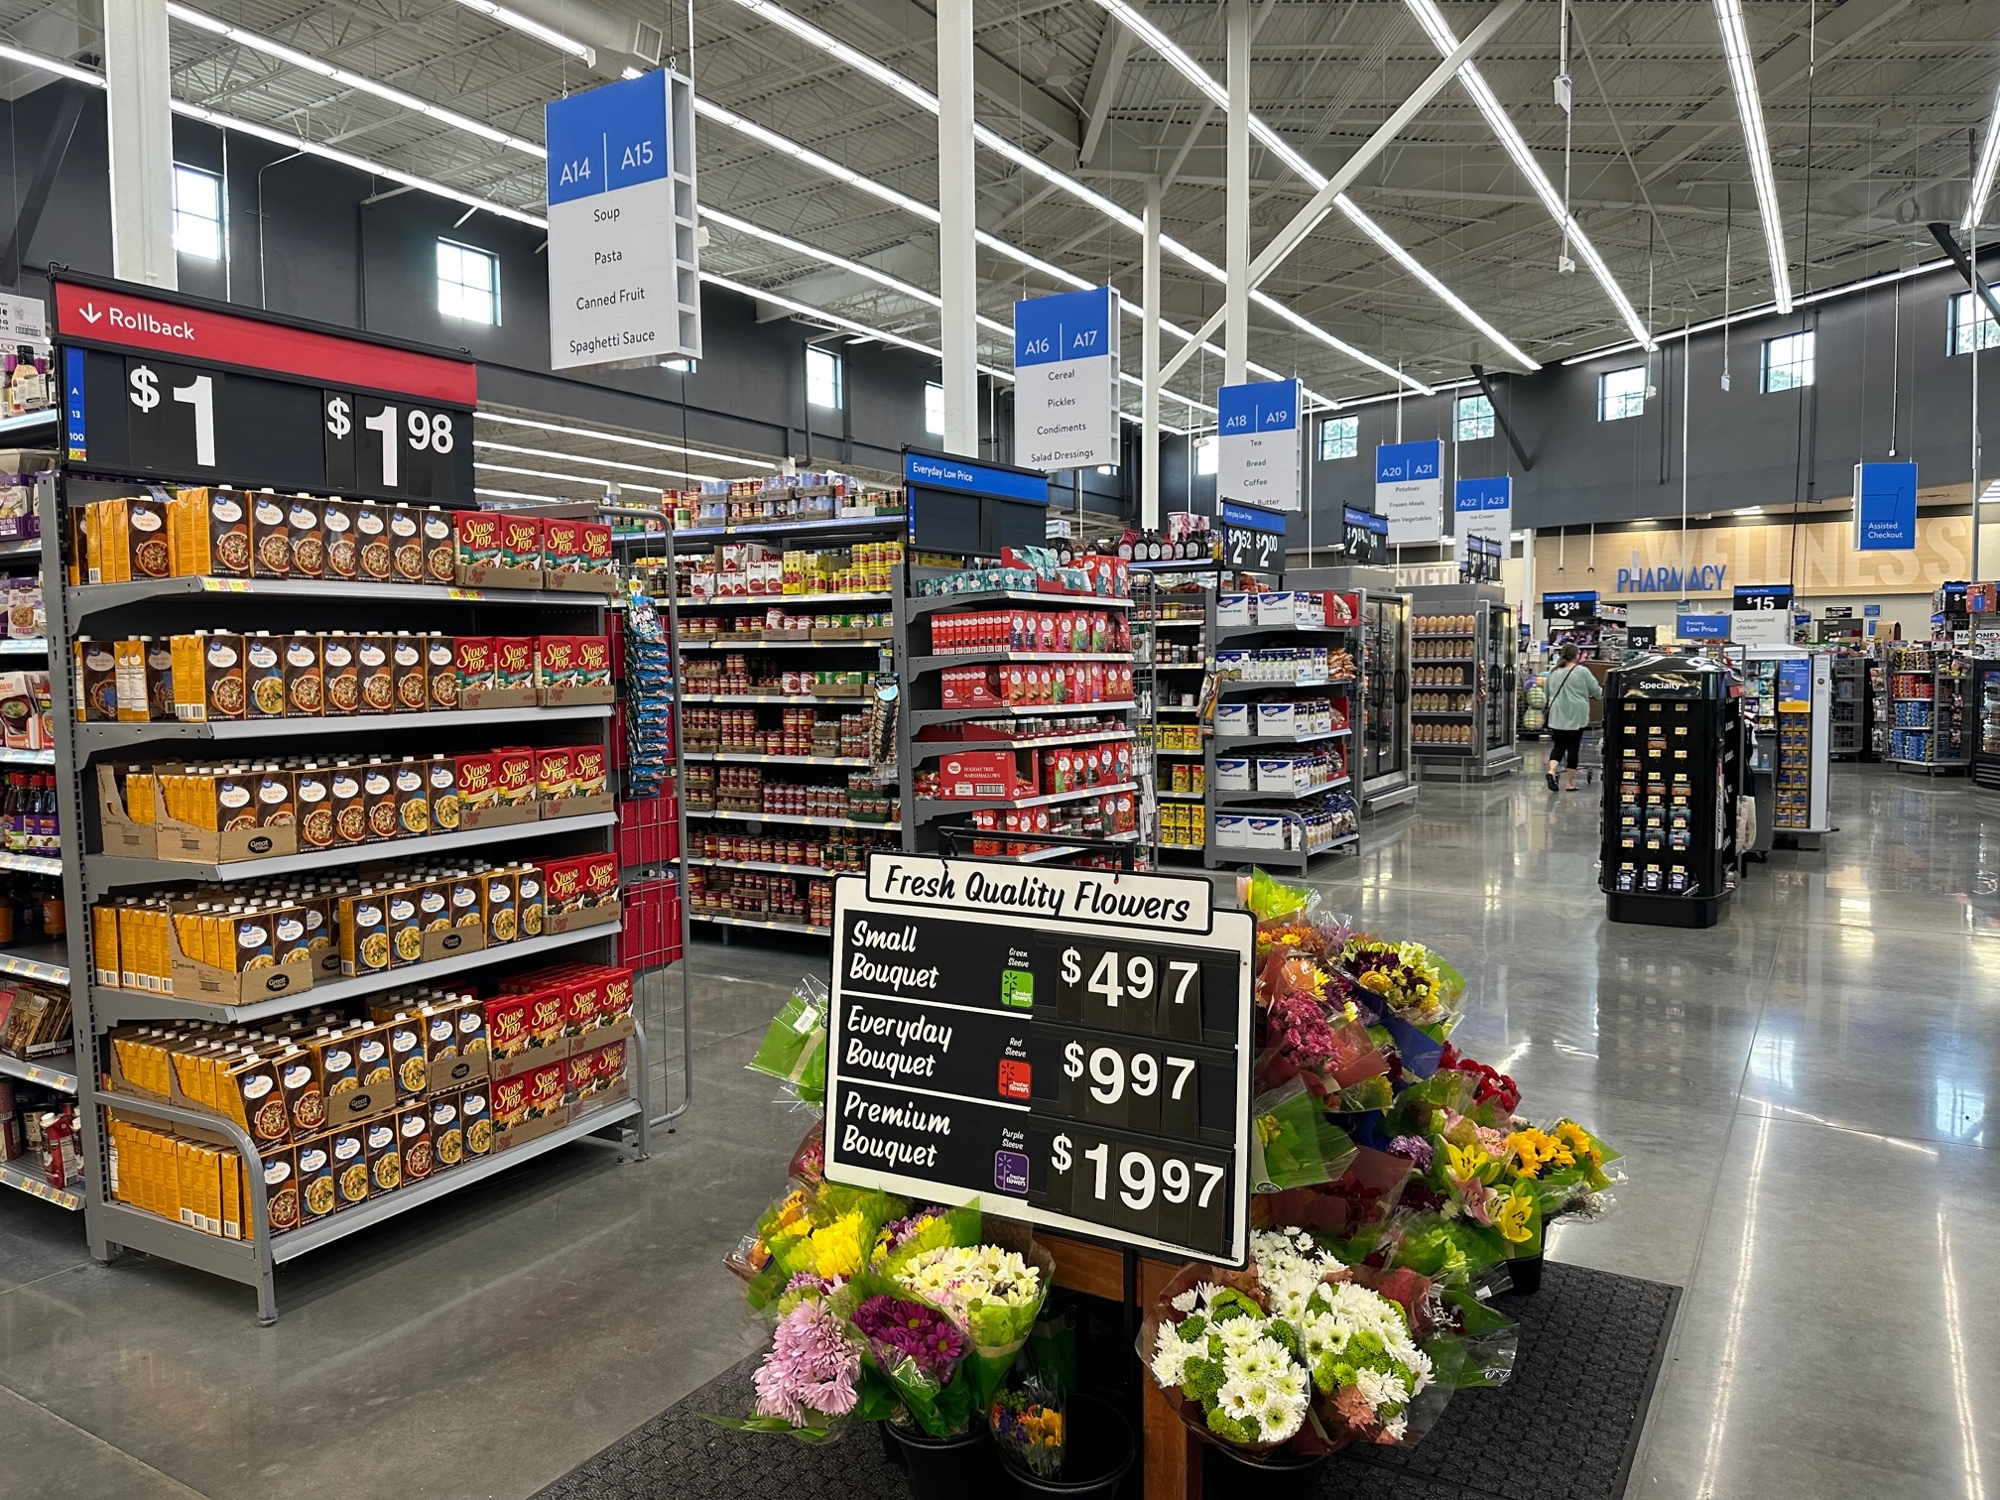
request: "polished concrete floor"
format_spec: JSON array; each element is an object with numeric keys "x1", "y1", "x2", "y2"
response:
[{"x1": 3, "y1": 761, "x2": 1998, "y2": 1499}]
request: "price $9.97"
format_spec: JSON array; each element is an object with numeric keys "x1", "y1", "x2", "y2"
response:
[{"x1": 1047, "y1": 1128, "x2": 1229, "y2": 1254}]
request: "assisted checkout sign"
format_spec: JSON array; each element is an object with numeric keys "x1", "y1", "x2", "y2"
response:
[{"x1": 825, "y1": 855, "x2": 1254, "y2": 1265}]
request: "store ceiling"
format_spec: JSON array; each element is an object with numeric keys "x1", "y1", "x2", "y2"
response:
[{"x1": 7, "y1": 0, "x2": 1998, "y2": 418}]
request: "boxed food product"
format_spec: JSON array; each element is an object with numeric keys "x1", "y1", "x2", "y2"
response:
[
  {"x1": 287, "y1": 495, "x2": 325, "y2": 578},
  {"x1": 321, "y1": 634, "x2": 359, "y2": 716},
  {"x1": 353, "y1": 501, "x2": 393, "y2": 582},
  {"x1": 387, "y1": 505, "x2": 424, "y2": 584},
  {"x1": 249, "y1": 492, "x2": 292, "y2": 578},
  {"x1": 423, "y1": 507, "x2": 455, "y2": 584},
  {"x1": 322, "y1": 500, "x2": 358, "y2": 581}
]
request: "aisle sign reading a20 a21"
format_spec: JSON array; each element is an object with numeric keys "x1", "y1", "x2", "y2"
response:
[
  {"x1": 545, "y1": 70, "x2": 703, "y2": 371},
  {"x1": 1217, "y1": 378, "x2": 1301, "y2": 513},
  {"x1": 1013, "y1": 287, "x2": 1120, "y2": 471},
  {"x1": 824, "y1": 856, "x2": 1254, "y2": 1265},
  {"x1": 53, "y1": 276, "x2": 475, "y2": 504}
]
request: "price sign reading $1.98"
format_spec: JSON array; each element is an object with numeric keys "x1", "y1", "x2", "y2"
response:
[{"x1": 1056, "y1": 942, "x2": 1202, "y2": 1039}]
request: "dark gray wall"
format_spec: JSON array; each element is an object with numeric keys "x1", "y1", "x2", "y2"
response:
[{"x1": 6, "y1": 78, "x2": 1994, "y2": 532}]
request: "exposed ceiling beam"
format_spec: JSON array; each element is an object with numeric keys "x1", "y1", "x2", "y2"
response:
[
  {"x1": 844, "y1": 0, "x2": 1080, "y2": 153},
  {"x1": 1077, "y1": 8, "x2": 1133, "y2": 165}
]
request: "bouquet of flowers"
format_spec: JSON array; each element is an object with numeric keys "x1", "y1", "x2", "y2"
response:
[
  {"x1": 871, "y1": 1203, "x2": 983, "y2": 1277},
  {"x1": 894, "y1": 1240, "x2": 1054, "y2": 1405},
  {"x1": 1336, "y1": 936, "x2": 1465, "y2": 1031},
  {"x1": 1148, "y1": 1280, "x2": 1315, "y2": 1449},
  {"x1": 731, "y1": 1180, "x2": 910, "y2": 1309},
  {"x1": 989, "y1": 1376, "x2": 1066, "y2": 1478},
  {"x1": 1251, "y1": 1080, "x2": 1359, "y2": 1193},
  {"x1": 1503, "y1": 1119, "x2": 1622, "y2": 1220},
  {"x1": 850, "y1": 1281, "x2": 976, "y2": 1436}
]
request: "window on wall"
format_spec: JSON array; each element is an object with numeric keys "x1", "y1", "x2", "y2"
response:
[
  {"x1": 1761, "y1": 330, "x2": 1815, "y2": 392},
  {"x1": 1456, "y1": 394, "x2": 1495, "y2": 442},
  {"x1": 924, "y1": 381, "x2": 945, "y2": 436},
  {"x1": 1598, "y1": 366, "x2": 1646, "y2": 421},
  {"x1": 1195, "y1": 436, "x2": 1218, "y2": 476},
  {"x1": 436, "y1": 240, "x2": 500, "y2": 325},
  {"x1": 1952, "y1": 292, "x2": 2000, "y2": 355},
  {"x1": 172, "y1": 164, "x2": 223, "y2": 260},
  {"x1": 807, "y1": 345, "x2": 844, "y2": 408},
  {"x1": 1318, "y1": 414, "x2": 1358, "y2": 461}
]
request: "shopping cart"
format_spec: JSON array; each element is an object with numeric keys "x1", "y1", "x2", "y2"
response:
[{"x1": 1576, "y1": 726, "x2": 1605, "y2": 785}]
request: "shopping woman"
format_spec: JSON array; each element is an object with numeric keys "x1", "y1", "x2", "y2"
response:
[{"x1": 1542, "y1": 642, "x2": 1602, "y2": 792}]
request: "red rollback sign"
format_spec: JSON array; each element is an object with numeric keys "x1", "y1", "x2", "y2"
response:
[{"x1": 53, "y1": 281, "x2": 476, "y2": 406}]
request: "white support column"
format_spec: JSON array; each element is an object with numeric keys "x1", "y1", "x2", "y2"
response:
[
  {"x1": 936, "y1": 0, "x2": 978, "y2": 456},
  {"x1": 1142, "y1": 178, "x2": 1162, "y2": 531},
  {"x1": 1224, "y1": 0, "x2": 1249, "y2": 387},
  {"x1": 103, "y1": 0, "x2": 177, "y2": 289}
]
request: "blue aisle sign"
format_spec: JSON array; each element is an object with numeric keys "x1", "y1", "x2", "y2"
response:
[
  {"x1": 1454, "y1": 474, "x2": 1511, "y2": 569},
  {"x1": 1376, "y1": 440, "x2": 1443, "y2": 544},
  {"x1": 545, "y1": 70, "x2": 701, "y2": 370},
  {"x1": 1864, "y1": 603, "x2": 1882, "y2": 617},
  {"x1": 1013, "y1": 287, "x2": 1120, "y2": 471},
  {"x1": 1217, "y1": 379, "x2": 1301, "y2": 512},
  {"x1": 63, "y1": 346, "x2": 85, "y2": 460},
  {"x1": 1854, "y1": 461, "x2": 1918, "y2": 551}
]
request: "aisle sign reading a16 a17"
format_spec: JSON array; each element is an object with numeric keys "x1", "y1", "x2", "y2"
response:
[
  {"x1": 55, "y1": 277, "x2": 475, "y2": 503},
  {"x1": 825, "y1": 855, "x2": 1254, "y2": 1265}
]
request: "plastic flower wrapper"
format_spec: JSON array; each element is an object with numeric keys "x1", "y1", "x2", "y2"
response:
[
  {"x1": 989, "y1": 1373, "x2": 1066, "y2": 1479},
  {"x1": 1143, "y1": 1267, "x2": 1316, "y2": 1454},
  {"x1": 704, "y1": 1287, "x2": 881, "y2": 1444},
  {"x1": 1248, "y1": 1228, "x2": 1438, "y2": 1448},
  {"x1": 895, "y1": 1239, "x2": 1055, "y2": 1408},
  {"x1": 1417, "y1": 1284, "x2": 1518, "y2": 1392},
  {"x1": 1256, "y1": 1143, "x2": 1414, "y2": 1240},
  {"x1": 1251, "y1": 1079, "x2": 1360, "y2": 1192},
  {"x1": 746, "y1": 976, "x2": 830, "y2": 1107},
  {"x1": 1337, "y1": 936, "x2": 1466, "y2": 1031},
  {"x1": 741, "y1": 1182, "x2": 909, "y2": 1311},
  {"x1": 1513, "y1": 1119, "x2": 1625, "y2": 1221},
  {"x1": 870, "y1": 1202, "x2": 983, "y2": 1277},
  {"x1": 1435, "y1": 1042, "x2": 1522, "y2": 1122},
  {"x1": 847, "y1": 1272, "x2": 977, "y2": 1437},
  {"x1": 1256, "y1": 984, "x2": 1392, "y2": 1105},
  {"x1": 1239, "y1": 867, "x2": 1316, "y2": 925}
]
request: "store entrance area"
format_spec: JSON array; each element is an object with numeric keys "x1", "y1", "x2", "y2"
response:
[{"x1": 0, "y1": 761, "x2": 1990, "y2": 1499}]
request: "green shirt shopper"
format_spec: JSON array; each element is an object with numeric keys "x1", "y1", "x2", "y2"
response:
[{"x1": 1542, "y1": 644, "x2": 1602, "y2": 791}]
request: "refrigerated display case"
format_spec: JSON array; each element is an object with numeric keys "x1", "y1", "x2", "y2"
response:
[
  {"x1": 1975, "y1": 661, "x2": 2000, "y2": 790},
  {"x1": 1407, "y1": 588, "x2": 1520, "y2": 780},
  {"x1": 1745, "y1": 647, "x2": 1832, "y2": 845},
  {"x1": 1359, "y1": 589, "x2": 1418, "y2": 809}
]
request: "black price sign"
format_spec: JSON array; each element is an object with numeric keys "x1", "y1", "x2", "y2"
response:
[
  {"x1": 1220, "y1": 500, "x2": 1285, "y2": 574},
  {"x1": 1733, "y1": 583, "x2": 1794, "y2": 612},
  {"x1": 1543, "y1": 591, "x2": 1597, "y2": 622},
  {"x1": 826, "y1": 856, "x2": 1253, "y2": 1265},
  {"x1": 55, "y1": 276, "x2": 476, "y2": 504}
]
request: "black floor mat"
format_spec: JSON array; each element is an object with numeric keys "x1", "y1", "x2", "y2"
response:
[{"x1": 532, "y1": 1262, "x2": 1678, "y2": 1500}]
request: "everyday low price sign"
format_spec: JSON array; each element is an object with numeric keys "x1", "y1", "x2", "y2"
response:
[{"x1": 825, "y1": 856, "x2": 1253, "y2": 1265}]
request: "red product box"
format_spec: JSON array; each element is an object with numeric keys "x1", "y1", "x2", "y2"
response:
[
  {"x1": 561, "y1": 975, "x2": 602, "y2": 1035},
  {"x1": 537, "y1": 636, "x2": 580, "y2": 688},
  {"x1": 939, "y1": 750, "x2": 1032, "y2": 800},
  {"x1": 522, "y1": 1059, "x2": 565, "y2": 1118},
  {"x1": 455, "y1": 511, "x2": 501, "y2": 567},
  {"x1": 543, "y1": 856, "x2": 587, "y2": 914},
  {"x1": 572, "y1": 745, "x2": 609, "y2": 797},
  {"x1": 599, "y1": 965, "x2": 635, "y2": 1022},
  {"x1": 583, "y1": 852, "x2": 619, "y2": 904},
  {"x1": 493, "y1": 746, "x2": 537, "y2": 806},
  {"x1": 455, "y1": 637, "x2": 496, "y2": 691},
  {"x1": 536, "y1": 746, "x2": 576, "y2": 800},
  {"x1": 594, "y1": 1038, "x2": 628, "y2": 1086},
  {"x1": 576, "y1": 636, "x2": 611, "y2": 685},
  {"x1": 454, "y1": 752, "x2": 498, "y2": 811},
  {"x1": 542, "y1": 518, "x2": 583, "y2": 571},
  {"x1": 490, "y1": 1071, "x2": 530, "y2": 1126},
  {"x1": 942, "y1": 667, "x2": 1003, "y2": 708},
  {"x1": 499, "y1": 514, "x2": 543, "y2": 569},
  {"x1": 484, "y1": 994, "x2": 532, "y2": 1058},
  {"x1": 526, "y1": 987, "x2": 565, "y2": 1048},
  {"x1": 564, "y1": 1049, "x2": 598, "y2": 1103},
  {"x1": 494, "y1": 637, "x2": 535, "y2": 689},
  {"x1": 578, "y1": 523, "x2": 613, "y2": 571}
]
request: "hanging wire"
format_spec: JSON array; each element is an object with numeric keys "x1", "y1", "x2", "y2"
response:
[
  {"x1": 1557, "y1": 0, "x2": 1574, "y2": 273},
  {"x1": 1721, "y1": 186, "x2": 1733, "y2": 391}
]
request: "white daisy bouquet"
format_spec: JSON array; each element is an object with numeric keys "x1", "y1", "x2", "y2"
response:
[
  {"x1": 1148, "y1": 1281, "x2": 1314, "y2": 1449},
  {"x1": 893, "y1": 1238, "x2": 1056, "y2": 1409}
]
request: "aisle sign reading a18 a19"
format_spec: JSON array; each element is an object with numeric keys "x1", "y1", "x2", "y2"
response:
[
  {"x1": 1218, "y1": 378, "x2": 1301, "y2": 513},
  {"x1": 54, "y1": 277, "x2": 474, "y2": 503},
  {"x1": 824, "y1": 855, "x2": 1253, "y2": 1265}
]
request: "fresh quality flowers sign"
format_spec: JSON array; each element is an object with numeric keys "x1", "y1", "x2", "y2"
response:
[{"x1": 825, "y1": 853, "x2": 1256, "y2": 1265}]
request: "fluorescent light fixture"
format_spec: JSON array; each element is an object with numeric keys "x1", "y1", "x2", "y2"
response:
[
  {"x1": 1712, "y1": 0, "x2": 1793, "y2": 313},
  {"x1": 1402, "y1": 0, "x2": 1655, "y2": 350},
  {"x1": 444, "y1": 0, "x2": 594, "y2": 64},
  {"x1": 1734, "y1": 505, "x2": 1764, "y2": 515},
  {"x1": 1968, "y1": 81, "x2": 2000, "y2": 229},
  {"x1": 476, "y1": 411, "x2": 779, "y2": 470},
  {"x1": 0, "y1": 44, "x2": 547, "y2": 229},
  {"x1": 473, "y1": 438, "x2": 714, "y2": 482},
  {"x1": 713, "y1": 0, "x2": 1420, "y2": 393},
  {"x1": 167, "y1": 4, "x2": 544, "y2": 157},
  {"x1": 1084, "y1": 0, "x2": 1535, "y2": 372},
  {"x1": 1096, "y1": 465, "x2": 1116, "y2": 475}
]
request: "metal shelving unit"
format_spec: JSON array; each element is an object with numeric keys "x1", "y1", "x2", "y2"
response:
[
  {"x1": 1408, "y1": 591, "x2": 1522, "y2": 781},
  {"x1": 1205, "y1": 590, "x2": 1364, "y2": 872},
  {"x1": 46, "y1": 444, "x2": 645, "y2": 1318}
]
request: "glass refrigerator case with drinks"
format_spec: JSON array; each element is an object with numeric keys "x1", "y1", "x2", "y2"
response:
[{"x1": 1974, "y1": 661, "x2": 2000, "y2": 790}]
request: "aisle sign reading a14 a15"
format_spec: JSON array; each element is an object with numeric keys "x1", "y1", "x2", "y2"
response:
[
  {"x1": 1853, "y1": 461, "x2": 1918, "y2": 551},
  {"x1": 1377, "y1": 440, "x2": 1443, "y2": 544},
  {"x1": 1014, "y1": 287, "x2": 1120, "y2": 471},
  {"x1": 1217, "y1": 378, "x2": 1301, "y2": 513},
  {"x1": 825, "y1": 855, "x2": 1254, "y2": 1265},
  {"x1": 546, "y1": 70, "x2": 702, "y2": 372}
]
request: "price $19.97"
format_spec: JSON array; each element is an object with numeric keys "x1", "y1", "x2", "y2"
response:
[{"x1": 1049, "y1": 1131, "x2": 1223, "y2": 1214}]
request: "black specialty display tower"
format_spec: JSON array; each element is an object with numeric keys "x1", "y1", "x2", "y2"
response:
[{"x1": 1600, "y1": 653, "x2": 1745, "y2": 928}]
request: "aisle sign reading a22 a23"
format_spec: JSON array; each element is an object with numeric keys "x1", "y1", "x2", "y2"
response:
[
  {"x1": 53, "y1": 277, "x2": 475, "y2": 504},
  {"x1": 825, "y1": 855, "x2": 1254, "y2": 1266}
]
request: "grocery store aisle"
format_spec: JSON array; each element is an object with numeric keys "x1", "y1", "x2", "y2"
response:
[{"x1": 4, "y1": 763, "x2": 1999, "y2": 1499}]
